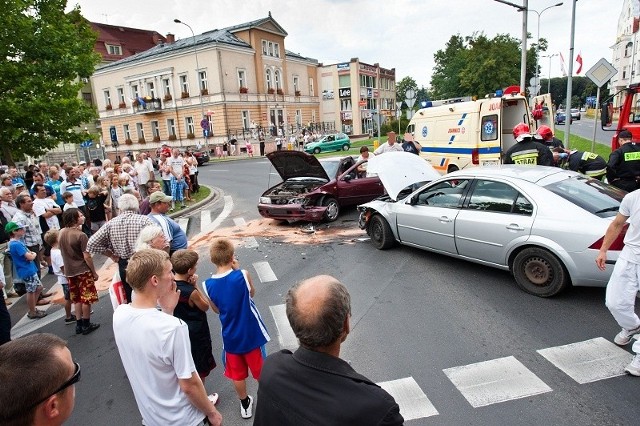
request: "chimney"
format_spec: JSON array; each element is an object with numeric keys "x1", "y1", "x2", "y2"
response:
[{"x1": 166, "y1": 33, "x2": 175, "y2": 44}]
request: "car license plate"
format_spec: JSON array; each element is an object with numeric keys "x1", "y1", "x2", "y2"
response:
[{"x1": 482, "y1": 160, "x2": 499, "y2": 167}]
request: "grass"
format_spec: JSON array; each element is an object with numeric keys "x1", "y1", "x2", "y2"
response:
[
  {"x1": 554, "y1": 129, "x2": 612, "y2": 159},
  {"x1": 185, "y1": 184, "x2": 210, "y2": 205}
]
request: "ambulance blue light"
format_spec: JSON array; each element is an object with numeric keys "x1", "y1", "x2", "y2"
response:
[{"x1": 495, "y1": 89, "x2": 503, "y2": 97}]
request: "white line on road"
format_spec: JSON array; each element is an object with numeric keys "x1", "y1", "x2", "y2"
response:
[
  {"x1": 177, "y1": 218, "x2": 189, "y2": 234},
  {"x1": 269, "y1": 304, "x2": 298, "y2": 350},
  {"x1": 253, "y1": 261, "x2": 277, "y2": 282},
  {"x1": 200, "y1": 195, "x2": 233, "y2": 234},
  {"x1": 233, "y1": 217, "x2": 247, "y2": 226},
  {"x1": 378, "y1": 377, "x2": 439, "y2": 421},
  {"x1": 242, "y1": 237, "x2": 259, "y2": 248},
  {"x1": 200, "y1": 210, "x2": 211, "y2": 230}
]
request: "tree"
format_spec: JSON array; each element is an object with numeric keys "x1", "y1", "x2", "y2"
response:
[
  {"x1": 396, "y1": 76, "x2": 418, "y2": 109},
  {"x1": 0, "y1": 0, "x2": 100, "y2": 165}
]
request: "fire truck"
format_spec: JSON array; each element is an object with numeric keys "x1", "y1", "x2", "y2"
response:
[{"x1": 602, "y1": 82, "x2": 640, "y2": 150}]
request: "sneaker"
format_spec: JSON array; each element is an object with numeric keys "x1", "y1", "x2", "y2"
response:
[
  {"x1": 27, "y1": 310, "x2": 47, "y2": 319},
  {"x1": 240, "y1": 395, "x2": 253, "y2": 419},
  {"x1": 6, "y1": 291, "x2": 19, "y2": 298},
  {"x1": 614, "y1": 324, "x2": 640, "y2": 345},
  {"x1": 82, "y1": 322, "x2": 100, "y2": 335},
  {"x1": 64, "y1": 315, "x2": 77, "y2": 324},
  {"x1": 625, "y1": 354, "x2": 640, "y2": 376}
]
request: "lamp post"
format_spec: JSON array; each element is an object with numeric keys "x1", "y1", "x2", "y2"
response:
[
  {"x1": 530, "y1": 3, "x2": 563, "y2": 96},
  {"x1": 542, "y1": 53, "x2": 559, "y2": 94},
  {"x1": 174, "y1": 18, "x2": 208, "y2": 148},
  {"x1": 493, "y1": 0, "x2": 528, "y2": 92}
]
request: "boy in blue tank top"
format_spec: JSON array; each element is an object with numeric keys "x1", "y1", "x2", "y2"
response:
[{"x1": 202, "y1": 238, "x2": 270, "y2": 420}]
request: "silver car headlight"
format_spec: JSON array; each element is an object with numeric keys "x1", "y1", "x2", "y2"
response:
[{"x1": 259, "y1": 197, "x2": 272, "y2": 204}]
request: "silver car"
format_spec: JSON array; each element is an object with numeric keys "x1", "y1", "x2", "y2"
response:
[{"x1": 358, "y1": 161, "x2": 626, "y2": 297}]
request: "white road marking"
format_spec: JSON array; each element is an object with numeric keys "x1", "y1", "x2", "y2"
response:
[
  {"x1": 233, "y1": 217, "x2": 247, "y2": 226},
  {"x1": 11, "y1": 308, "x2": 65, "y2": 339},
  {"x1": 443, "y1": 356, "x2": 552, "y2": 408},
  {"x1": 200, "y1": 195, "x2": 233, "y2": 234},
  {"x1": 253, "y1": 261, "x2": 277, "y2": 282},
  {"x1": 269, "y1": 304, "x2": 298, "y2": 350},
  {"x1": 378, "y1": 377, "x2": 439, "y2": 420},
  {"x1": 242, "y1": 237, "x2": 259, "y2": 248},
  {"x1": 200, "y1": 210, "x2": 211, "y2": 230},
  {"x1": 177, "y1": 217, "x2": 189, "y2": 234},
  {"x1": 537, "y1": 337, "x2": 632, "y2": 384}
]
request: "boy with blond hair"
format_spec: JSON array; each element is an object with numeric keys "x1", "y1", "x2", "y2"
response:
[{"x1": 202, "y1": 238, "x2": 270, "y2": 419}]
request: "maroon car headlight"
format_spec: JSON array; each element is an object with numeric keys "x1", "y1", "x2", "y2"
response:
[
  {"x1": 259, "y1": 197, "x2": 272, "y2": 204},
  {"x1": 289, "y1": 197, "x2": 311, "y2": 206}
]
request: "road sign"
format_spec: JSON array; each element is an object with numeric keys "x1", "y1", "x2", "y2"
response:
[
  {"x1": 109, "y1": 126, "x2": 117, "y2": 142},
  {"x1": 586, "y1": 58, "x2": 617, "y2": 88},
  {"x1": 200, "y1": 118, "x2": 209, "y2": 129},
  {"x1": 80, "y1": 140, "x2": 93, "y2": 148}
]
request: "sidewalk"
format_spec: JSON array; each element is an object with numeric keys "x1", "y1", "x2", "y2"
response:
[{"x1": 7, "y1": 185, "x2": 219, "y2": 335}]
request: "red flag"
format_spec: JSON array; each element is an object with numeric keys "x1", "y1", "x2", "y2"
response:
[{"x1": 576, "y1": 52, "x2": 583, "y2": 74}]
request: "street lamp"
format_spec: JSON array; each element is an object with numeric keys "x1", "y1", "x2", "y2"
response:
[
  {"x1": 174, "y1": 18, "x2": 208, "y2": 147},
  {"x1": 493, "y1": 0, "x2": 528, "y2": 93},
  {"x1": 530, "y1": 3, "x2": 563, "y2": 96},
  {"x1": 542, "y1": 53, "x2": 559, "y2": 94}
]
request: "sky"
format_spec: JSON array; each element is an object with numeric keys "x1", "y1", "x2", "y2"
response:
[{"x1": 68, "y1": 0, "x2": 622, "y2": 90}]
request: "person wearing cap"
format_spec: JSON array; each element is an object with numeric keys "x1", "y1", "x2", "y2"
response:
[
  {"x1": 535, "y1": 125, "x2": 564, "y2": 149},
  {"x1": 503, "y1": 122, "x2": 553, "y2": 166},
  {"x1": 7, "y1": 221, "x2": 48, "y2": 319},
  {"x1": 147, "y1": 192, "x2": 188, "y2": 255},
  {"x1": 607, "y1": 130, "x2": 640, "y2": 192}
]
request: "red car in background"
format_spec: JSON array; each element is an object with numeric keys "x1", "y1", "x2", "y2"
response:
[{"x1": 257, "y1": 151, "x2": 384, "y2": 222}]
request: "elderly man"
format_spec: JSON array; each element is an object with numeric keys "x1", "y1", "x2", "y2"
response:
[
  {"x1": 113, "y1": 249, "x2": 222, "y2": 426},
  {"x1": 87, "y1": 194, "x2": 154, "y2": 302},
  {"x1": 134, "y1": 153, "x2": 154, "y2": 199},
  {"x1": 0, "y1": 187, "x2": 18, "y2": 299},
  {"x1": 374, "y1": 133, "x2": 404, "y2": 155},
  {"x1": 12, "y1": 194, "x2": 49, "y2": 284},
  {"x1": 254, "y1": 275, "x2": 404, "y2": 425},
  {"x1": 147, "y1": 192, "x2": 188, "y2": 255},
  {"x1": 0, "y1": 333, "x2": 78, "y2": 424}
]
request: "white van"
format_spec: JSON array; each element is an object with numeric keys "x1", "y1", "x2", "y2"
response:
[{"x1": 405, "y1": 90, "x2": 553, "y2": 174}]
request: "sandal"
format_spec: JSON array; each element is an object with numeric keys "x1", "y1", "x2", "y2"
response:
[{"x1": 27, "y1": 310, "x2": 47, "y2": 319}]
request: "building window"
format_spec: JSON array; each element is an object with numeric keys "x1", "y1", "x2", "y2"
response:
[
  {"x1": 123, "y1": 124, "x2": 130, "y2": 141},
  {"x1": 312, "y1": 110, "x2": 316, "y2": 123},
  {"x1": 146, "y1": 82, "x2": 155, "y2": 98},
  {"x1": 266, "y1": 69, "x2": 273, "y2": 90},
  {"x1": 274, "y1": 43, "x2": 280, "y2": 58},
  {"x1": 338, "y1": 75, "x2": 350, "y2": 87},
  {"x1": 309, "y1": 78, "x2": 315, "y2": 97},
  {"x1": 626, "y1": 42, "x2": 633, "y2": 57},
  {"x1": 296, "y1": 109, "x2": 301, "y2": 126},
  {"x1": 199, "y1": 71, "x2": 208, "y2": 91},
  {"x1": 274, "y1": 70, "x2": 281, "y2": 90},
  {"x1": 262, "y1": 40, "x2": 268, "y2": 55},
  {"x1": 162, "y1": 78, "x2": 171, "y2": 96},
  {"x1": 179, "y1": 75, "x2": 189, "y2": 95},
  {"x1": 185, "y1": 116, "x2": 195, "y2": 135},
  {"x1": 136, "y1": 123, "x2": 145, "y2": 140},
  {"x1": 238, "y1": 70, "x2": 246, "y2": 89},
  {"x1": 151, "y1": 121, "x2": 160, "y2": 138},
  {"x1": 106, "y1": 44, "x2": 122, "y2": 55},
  {"x1": 241, "y1": 111, "x2": 249, "y2": 130},
  {"x1": 117, "y1": 87, "x2": 125, "y2": 104},
  {"x1": 268, "y1": 41, "x2": 273, "y2": 56},
  {"x1": 167, "y1": 118, "x2": 176, "y2": 137},
  {"x1": 103, "y1": 90, "x2": 111, "y2": 107},
  {"x1": 293, "y1": 76, "x2": 299, "y2": 93},
  {"x1": 131, "y1": 84, "x2": 139, "y2": 99},
  {"x1": 81, "y1": 92, "x2": 92, "y2": 105}
]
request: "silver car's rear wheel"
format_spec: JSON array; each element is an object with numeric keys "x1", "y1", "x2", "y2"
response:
[
  {"x1": 369, "y1": 215, "x2": 394, "y2": 250},
  {"x1": 512, "y1": 248, "x2": 568, "y2": 297}
]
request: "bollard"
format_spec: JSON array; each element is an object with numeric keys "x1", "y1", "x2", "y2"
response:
[{"x1": 373, "y1": 140, "x2": 379, "y2": 150}]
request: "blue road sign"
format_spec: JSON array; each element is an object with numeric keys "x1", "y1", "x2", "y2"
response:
[
  {"x1": 80, "y1": 140, "x2": 93, "y2": 148},
  {"x1": 109, "y1": 126, "x2": 118, "y2": 142}
]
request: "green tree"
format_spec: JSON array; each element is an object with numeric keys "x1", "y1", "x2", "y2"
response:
[
  {"x1": 396, "y1": 76, "x2": 418, "y2": 109},
  {"x1": 0, "y1": 0, "x2": 100, "y2": 165}
]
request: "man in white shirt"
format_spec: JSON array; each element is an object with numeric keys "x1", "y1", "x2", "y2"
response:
[
  {"x1": 134, "y1": 153, "x2": 154, "y2": 199},
  {"x1": 373, "y1": 134, "x2": 404, "y2": 155},
  {"x1": 113, "y1": 249, "x2": 222, "y2": 426}
]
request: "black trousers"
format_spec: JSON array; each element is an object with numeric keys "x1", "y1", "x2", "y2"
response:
[
  {"x1": 0, "y1": 293, "x2": 11, "y2": 345},
  {"x1": 118, "y1": 258, "x2": 133, "y2": 303}
]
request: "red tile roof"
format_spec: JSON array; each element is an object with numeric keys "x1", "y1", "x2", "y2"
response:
[{"x1": 90, "y1": 22, "x2": 166, "y2": 62}]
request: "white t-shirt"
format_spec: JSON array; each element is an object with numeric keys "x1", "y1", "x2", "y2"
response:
[
  {"x1": 374, "y1": 142, "x2": 404, "y2": 155},
  {"x1": 113, "y1": 305, "x2": 203, "y2": 426},
  {"x1": 32, "y1": 197, "x2": 60, "y2": 230},
  {"x1": 169, "y1": 156, "x2": 185, "y2": 178},
  {"x1": 134, "y1": 160, "x2": 153, "y2": 185},
  {"x1": 619, "y1": 190, "x2": 640, "y2": 262},
  {"x1": 50, "y1": 248, "x2": 67, "y2": 285}
]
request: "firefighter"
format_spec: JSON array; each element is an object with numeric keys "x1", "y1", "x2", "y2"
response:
[
  {"x1": 607, "y1": 130, "x2": 640, "y2": 192},
  {"x1": 553, "y1": 148, "x2": 607, "y2": 180},
  {"x1": 535, "y1": 125, "x2": 564, "y2": 149},
  {"x1": 503, "y1": 123, "x2": 553, "y2": 166}
]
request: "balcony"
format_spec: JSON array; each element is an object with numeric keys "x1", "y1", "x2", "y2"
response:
[{"x1": 133, "y1": 97, "x2": 162, "y2": 114}]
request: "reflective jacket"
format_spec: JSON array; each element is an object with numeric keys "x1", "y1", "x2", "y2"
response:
[
  {"x1": 562, "y1": 150, "x2": 607, "y2": 178},
  {"x1": 503, "y1": 138, "x2": 553, "y2": 166},
  {"x1": 606, "y1": 143, "x2": 640, "y2": 190}
]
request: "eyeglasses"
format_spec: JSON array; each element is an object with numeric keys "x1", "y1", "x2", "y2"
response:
[{"x1": 30, "y1": 362, "x2": 81, "y2": 408}]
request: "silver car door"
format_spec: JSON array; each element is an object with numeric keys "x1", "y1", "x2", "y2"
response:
[
  {"x1": 455, "y1": 180, "x2": 534, "y2": 265},
  {"x1": 395, "y1": 179, "x2": 470, "y2": 255}
]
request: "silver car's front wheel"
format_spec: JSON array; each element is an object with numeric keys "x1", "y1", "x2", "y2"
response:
[
  {"x1": 512, "y1": 248, "x2": 568, "y2": 297},
  {"x1": 369, "y1": 215, "x2": 394, "y2": 250}
]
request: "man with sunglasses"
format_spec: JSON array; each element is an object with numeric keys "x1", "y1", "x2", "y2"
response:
[{"x1": 0, "y1": 333, "x2": 78, "y2": 425}]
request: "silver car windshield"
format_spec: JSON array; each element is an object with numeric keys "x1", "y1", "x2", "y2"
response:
[{"x1": 544, "y1": 176, "x2": 625, "y2": 218}]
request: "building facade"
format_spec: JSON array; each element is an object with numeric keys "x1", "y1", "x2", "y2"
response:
[
  {"x1": 318, "y1": 59, "x2": 396, "y2": 136},
  {"x1": 609, "y1": 0, "x2": 640, "y2": 107},
  {"x1": 91, "y1": 14, "x2": 320, "y2": 158}
]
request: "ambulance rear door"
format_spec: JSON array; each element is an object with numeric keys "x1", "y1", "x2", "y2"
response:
[
  {"x1": 477, "y1": 98, "x2": 502, "y2": 166},
  {"x1": 531, "y1": 93, "x2": 554, "y2": 134}
]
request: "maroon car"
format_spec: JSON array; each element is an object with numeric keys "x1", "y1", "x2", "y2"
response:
[{"x1": 257, "y1": 151, "x2": 384, "y2": 222}]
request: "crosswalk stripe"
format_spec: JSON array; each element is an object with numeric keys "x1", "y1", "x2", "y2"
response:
[
  {"x1": 242, "y1": 236, "x2": 259, "y2": 248},
  {"x1": 200, "y1": 210, "x2": 211, "y2": 230},
  {"x1": 537, "y1": 337, "x2": 632, "y2": 384},
  {"x1": 177, "y1": 218, "x2": 189, "y2": 234},
  {"x1": 269, "y1": 304, "x2": 298, "y2": 350},
  {"x1": 233, "y1": 217, "x2": 247, "y2": 226},
  {"x1": 378, "y1": 377, "x2": 439, "y2": 421},
  {"x1": 201, "y1": 195, "x2": 233, "y2": 234},
  {"x1": 253, "y1": 261, "x2": 277, "y2": 282},
  {"x1": 443, "y1": 355, "x2": 552, "y2": 408}
]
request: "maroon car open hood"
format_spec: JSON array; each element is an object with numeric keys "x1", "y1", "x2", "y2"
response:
[{"x1": 266, "y1": 151, "x2": 330, "y2": 181}]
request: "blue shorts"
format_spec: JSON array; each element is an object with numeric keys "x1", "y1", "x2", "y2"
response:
[{"x1": 23, "y1": 274, "x2": 42, "y2": 293}]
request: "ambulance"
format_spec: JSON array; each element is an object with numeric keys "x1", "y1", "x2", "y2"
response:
[{"x1": 405, "y1": 86, "x2": 554, "y2": 174}]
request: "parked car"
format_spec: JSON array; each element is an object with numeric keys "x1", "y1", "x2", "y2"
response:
[
  {"x1": 257, "y1": 151, "x2": 385, "y2": 222},
  {"x1": 183, "y1": 146, "x2": 210, "y2": 166},
  {"x1": 554, "y1": 110, "x2": 573, "y2": 125},
  {"x1": 358, "y1": 157, "x2": 625, "y2": 297},
  {"x1": 304, "y1": 132, "x2": 350, "y2": 154},
  {"x1": 570, "y1": 108, "x2": 581, "y2": 120}
]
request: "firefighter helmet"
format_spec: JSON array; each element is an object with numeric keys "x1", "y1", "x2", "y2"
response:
[
  {"x1": 537, "y1": 125, "x2": 553, "y2": 141},
  {"x1": 513, "y1": 123, "x2": 531, "y2": 142}
]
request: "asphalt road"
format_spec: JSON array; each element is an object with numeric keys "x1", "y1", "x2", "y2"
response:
[
  {"x1": 8, "y1": 156, "x2": 640, "y2": 425},
  {"x1": 557, "y1": 117, "x2": 617, "y2": 148}
]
